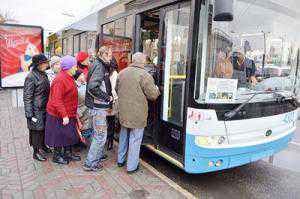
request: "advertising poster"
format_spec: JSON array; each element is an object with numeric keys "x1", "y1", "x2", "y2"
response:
[
  {"x1": 101, "y1": 36, "x2": 132, "y2": 71},
  {"x1": 205, "y1": 78, "x2": 238, "y2": 103},
  {"x1": 0, "y1": 24, "x2": 43, "y2": 88}
]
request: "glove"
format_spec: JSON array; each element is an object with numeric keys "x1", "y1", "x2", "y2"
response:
[{"x1": 63, "y1": 117, "x2": 69, "y2": 126}]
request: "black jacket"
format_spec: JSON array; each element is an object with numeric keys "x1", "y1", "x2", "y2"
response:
[
  {"x1": 85, "y1": 57, "x2": 112, "y2": 109},
  {"x1": 23, "y1": 69, "x2": 50, "y2": 131}
]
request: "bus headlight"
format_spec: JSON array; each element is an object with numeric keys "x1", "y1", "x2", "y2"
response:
[{"x1": 195, "y1": 135, "x2": 226, "y2": 146}]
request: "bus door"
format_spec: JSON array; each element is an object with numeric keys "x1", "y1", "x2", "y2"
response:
[
  {"x1": 136, "y1": 3, "x2": 191, "y2": 158},
  {"x1": 135, "y1": 10, "x2": 161, "y2": 144}
]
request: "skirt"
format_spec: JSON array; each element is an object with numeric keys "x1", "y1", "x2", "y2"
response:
[
  {"x1": 29, "y1": 130, "x2": 45, "y2": 148},
  {"x1": 45, "y1": 114, "x2": 80, "y2": 147}
]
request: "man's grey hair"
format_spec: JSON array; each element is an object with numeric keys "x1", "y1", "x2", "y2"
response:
[
  {"x1": 98, "y1": 46, "x2": 109, "y2": 57},
  {"x1": 132, "y1": 52, "x2": 146, "y2": 66}
]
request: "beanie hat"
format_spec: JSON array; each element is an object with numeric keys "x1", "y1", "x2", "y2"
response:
[
  {"x1": 76, "y1": 51, "x2": 89, "y2": 63},
  {"x1": 60, "y1": 55, "x2": 77, "y2": 71},
  {"x1": 49, "y1": 56, "x2": 61, "y2": 68}
]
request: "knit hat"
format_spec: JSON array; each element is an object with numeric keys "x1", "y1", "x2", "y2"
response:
[
  {"x1": 60, "y1": 55, "x2": 77, "y2": 71},
  {"x1": 76, "y1": 51, "x2": 89, "y2": 63},
  {"x1": 49, "y1": 56, "x2": 61, "y2": 68}
]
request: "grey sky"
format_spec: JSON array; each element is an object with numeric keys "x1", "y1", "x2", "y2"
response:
[{"x1": 0, "y1": 0, "x2": 115, "y2": 34}]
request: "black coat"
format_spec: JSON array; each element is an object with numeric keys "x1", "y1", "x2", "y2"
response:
[
  {"x1": 85, "y1": 57, "x2": 112, "y2": 109},
  {"x1": 23, "y1": 69, "x2": 50, "y2": 131}
]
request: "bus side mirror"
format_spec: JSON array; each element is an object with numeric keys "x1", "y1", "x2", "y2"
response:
[{"x1": 214, "y1": 0, "x2": 234, "y2": 21}]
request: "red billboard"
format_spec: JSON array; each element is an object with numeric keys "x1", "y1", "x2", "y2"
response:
[{"x1": 0, "y1": 24, "x2": 43, "y2": 88}]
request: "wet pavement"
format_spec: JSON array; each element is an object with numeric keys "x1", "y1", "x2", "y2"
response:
[
  {"x1": 2, "y1": 88, "x2": 300, "y2": 199},
  {"x1": 0, "y1": 90, "x2": 187, "y2": 199},
  {"x1": 141, "y1": 124, "x2": 300, "y2": 199}
]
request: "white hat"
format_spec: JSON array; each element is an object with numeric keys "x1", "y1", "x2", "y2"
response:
[{"x1": 49, "y1": 56, "x2": 61, "y2": 68}]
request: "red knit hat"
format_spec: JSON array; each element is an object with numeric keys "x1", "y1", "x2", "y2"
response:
[{"x1": 76, "y1": 51, "x2": 89, "y2": 63}]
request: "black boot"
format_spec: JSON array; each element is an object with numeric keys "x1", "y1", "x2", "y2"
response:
[
  {"x1": 41, "y1": 145, "x2": 52, "y2": 154},
  {"x1": 33, "y1": 148, "x2": 46, "y2": 161},
  {"x1": 52, "y1": 147, "x2": 69, "y2": 165},
  {"x1": 106, "y1": 136, "x2": 114, "y2": 151},
  {"x1": 64, "y1": 147, "x2": 81, "y2": 161}
]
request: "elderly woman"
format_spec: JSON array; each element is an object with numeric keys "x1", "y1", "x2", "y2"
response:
[
  {"x1": 45, "y1": 55, "x2": 81, "y2": 165},
  {"x1": 46, "y1": 56, "x2": 61, "y2": 84},
  {"x1": 23, "y1": 54, "x2": 51, "y2": 161}
]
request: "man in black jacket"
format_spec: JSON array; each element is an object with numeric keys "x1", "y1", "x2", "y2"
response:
[{"x1": 83, "y1": 46, "x2": 113, "y2": 172}]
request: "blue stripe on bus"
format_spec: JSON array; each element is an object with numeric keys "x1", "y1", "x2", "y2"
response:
[{"x1": 184, "y1": 132, "x2": 294, "y2": 174}]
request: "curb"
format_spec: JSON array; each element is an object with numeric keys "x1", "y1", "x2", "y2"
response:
[
  {"x1": 140, "y1": 160, "x2": 198, "y2": 199},
  {"x1": 289, "y1": 142, "x2": 300, "y2": 150}
]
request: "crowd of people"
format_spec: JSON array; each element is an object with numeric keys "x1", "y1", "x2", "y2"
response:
[{"x1": 23, "y1": 47, "x2": 160, "y2": 174}]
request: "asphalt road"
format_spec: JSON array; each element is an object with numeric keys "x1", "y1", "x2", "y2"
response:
[{"x1": 141, "y1": 122, "x2": 300, "y2": 199}]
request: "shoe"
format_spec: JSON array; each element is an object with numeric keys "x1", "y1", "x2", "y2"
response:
[
  {"x1": 64, "y1": 153, "x2": 81, "y2": 162},
  {"x1": 83, "y1": 163, "x2": 103, "y2": 172},
  {"x1": 41, "y1": 146, "x2": 52, "y2": 154},
  {"x1": 117, "y1": 161, "x2": 126, "y2": 167},
  {"x1": 127, "y1": 165, "x2": 139, "y2": 174},
  {"x1": 33, "y1": 152, "x2": 47, "y2": 161},
  {"x1": 100, "y1": 154, "x2": 108, "y2": 162},
  {"x1": 52, "y1": 154, "x2": 69, "y2": 165}
]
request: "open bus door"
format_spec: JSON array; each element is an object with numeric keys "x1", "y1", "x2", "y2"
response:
[{"x1": 135, "y1": 2, "x2": 191, "y2": 161}]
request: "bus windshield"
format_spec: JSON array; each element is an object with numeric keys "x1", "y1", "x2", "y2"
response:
[{"x1": 194, "y1": 0, "x2": 300, "y2": 104}]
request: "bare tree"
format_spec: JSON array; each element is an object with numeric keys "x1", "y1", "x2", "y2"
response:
[{"x1": 0, "y1": 10, "x2": 17, "y2": 24}]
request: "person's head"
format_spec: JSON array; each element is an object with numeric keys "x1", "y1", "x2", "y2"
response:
[
  {"x1": 30, "y1": 54, "x2": 49, "y2": 72},
  {"x1": 76, "y1": 51, "x2": 89, "y2": 68},
  {"x1": 132, "y1": 52, "x2": 146, "y2": 68},
  {"x1": 60, "y1": 55, "x2": 77, "y2": 76},
  {"x1": 97, "y1": 46, "x2": 111, "y2": 64},
  {"x1": 49, "y1": 56, "x2": 61, "y2": 73}
]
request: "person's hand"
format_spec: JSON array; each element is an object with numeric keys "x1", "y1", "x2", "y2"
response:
[
  {"x1": 109, "y1": 96, "x2": 114, "y2": 102},
  {"x1": 250, "y1": 76, "x2": 257, "y2": 86},
  {"x1": 63, "y1": 117, "x2": 69, "y2": 126}
]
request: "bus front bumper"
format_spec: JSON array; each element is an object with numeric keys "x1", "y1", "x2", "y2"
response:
[{"x1": 184, "y1": 132, "x2": 294, "y2": 174}]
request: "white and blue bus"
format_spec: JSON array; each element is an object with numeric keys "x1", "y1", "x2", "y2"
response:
[{"x1": 97, "y1": 0, "x2": 299, "y2": 173}]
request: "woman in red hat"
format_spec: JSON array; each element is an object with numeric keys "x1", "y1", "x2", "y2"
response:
[{"x1": 76, "y1": 51, "x2": 90, "y2": 80}]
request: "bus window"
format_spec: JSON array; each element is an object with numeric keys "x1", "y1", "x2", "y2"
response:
[
  {"x1": 73, "y1": 34, "x2": 80, "y2": 55},
  {"x1": 195, "y1": 0, "x2": 300, "y2": 104},
  {"x1": 161, "y1": 4, "x2": 191, "y2": 126},
  {"x1": 80, "y1": 32, "x2": 88, "y2": 52},
  {"x1": 140, "y1": 10, "x2": 160, "y2": 63},
  {"x1": 62, "y1": 38, "x2": 67, "y2": 55},
  {"x1": 101, "y1": 16, "x2": 133, "y2": 70}
]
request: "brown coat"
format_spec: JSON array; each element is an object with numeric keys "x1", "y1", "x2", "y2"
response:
[{"x1": 116, "y1": 64, "x2": 160, "y2": 129}]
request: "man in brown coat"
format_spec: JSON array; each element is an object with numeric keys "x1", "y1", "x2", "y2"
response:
[{"x1": 116, "y1": 52, "x2": 160, "y2": 174}]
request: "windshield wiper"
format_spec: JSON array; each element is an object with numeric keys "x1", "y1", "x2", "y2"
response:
[{"x1": 224, "y1": 91, "x2": 297, "y2": 120}]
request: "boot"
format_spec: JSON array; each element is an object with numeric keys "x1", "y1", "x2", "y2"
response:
[
  {"x1": 41, "y1": 145, "x2": 52, "y2": 154},
  {"x1": 33, "y1": 148, "x2": 46, "y2": 161},
  {"x1": 107, "y1": 139, "x2": 113, "y2": 151},
  {"x1": 52, "y1": 147, "x2": 69, "y2": 165},
  {"x1": 33, "y1": 152, "x2": 47, "y2": 161},
  {"x1": 64, "y1": 153, "x2": 81, "y2": 161},
  {"x1": 64, "y1": 147, "x2": 81, "y2": 161}
]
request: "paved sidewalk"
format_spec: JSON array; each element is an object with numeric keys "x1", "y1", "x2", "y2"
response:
[{"x1": 0, "y1": 90, "x2": 187, "y2": 199}]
